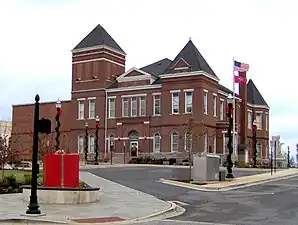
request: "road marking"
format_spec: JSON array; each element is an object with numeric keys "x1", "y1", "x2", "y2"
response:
[
  {"x1": 230, "y1": 190, "x2": 274, "y2": 195},
  {"x1": 172, "y1": 200, "x2": 189, "y2": 206},
  {"x1": 265, "y1": 183, "x2": 298, "y2": 187},
  {"x1": 164, "y1": 219, "x2": 232, "y2": 224}
]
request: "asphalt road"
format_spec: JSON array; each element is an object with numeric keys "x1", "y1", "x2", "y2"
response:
[{"x1": 86, "y1": 166, "x2": 298, "y2": 225}]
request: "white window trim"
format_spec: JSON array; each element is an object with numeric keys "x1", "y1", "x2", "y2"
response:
[
  {"x1": 220, "y1": 99, "x2": 224, "y2": 121},
  {"x1": 78, "y1": 100, "x2": 84, "y2": 120},
  {"x1": 122, "y1": 97, "x2": 129, "y2": 117},
  {"x1": 121, "y1": 93, "x2": 147, "y2": 98},
  {"x1": 171, "y1": 132, "x2": 179, "y2": 152},
  {"x1": 77, "y1": 136, "x2": 84, "y2": 153},
  {"x1": 77, "y1": 98, "x2": 86, "y2": 101},
  {"x1": 265, "y1": 114, "x2": 269, "y2": 131},
  {"x1": 171, "y1": 92, "x2": 179, "y2": 114},
  {"x1": 183, "y1": 89, "x2": 194, "y2": 92},
  {"x1": 153, "y1": 133, "x2": 161, "y2": 153},
  {"x1": 108, "y1": 96, "x2": 116, "y2": 99},
  {"x1": 184, "y1": 91, "x2": 193, "y2": 114},
  {"x1": 204, "y1": 133, "x2": 208, "y2": 152},
  {"x1": 213, "y1": 93, "x2": 217, "y2": 117},
  {"x1": 153, "y1": 95, "x2": 161, "y2": 116},
  {"x1": 204, "y1": 90, "x2": 208, "y2": 115},
  {"x1": 88, "y1": 99, "x2": 96, "y2": 119},
  {"x1": 170, "y1": 90, "x2": 181, "y2": 93},
  {"x1": 213, "y1": 135, "x2": 216, "y2": 153},
  {"x1": 108, "y1": 98, "x2": 116, "y2": 118},
  {"x1": 248, "y1": 111, "x2": 252, "y2": 129},
  {"x1": 131, "y1": 97, "x2": 137, "y2": 117},
  {"x1": 255, "y1": 112, "x2": 263, "y2": 130},
  {"x1": 88, "y1": 97, "x2": 96, "y2": 100},
  {"x1": 152, "y1": 92, "x2": 161, "y2": 96},
  {"x1": 139, "y1": 96, "x2": 146, "y2": 116},
  {"x1": 89, "y1": 135, "x2": 95, "y2": 153}
]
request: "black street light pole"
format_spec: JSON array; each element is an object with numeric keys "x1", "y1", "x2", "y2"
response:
[
  {"x1": 26, "y1": 94, "x2": 41, "y2": 214},
  {"x1": 226, "y1": 94, "x2": 234, "y2": 179},
  {"x1": 95, "y1": 115, "x2": 100, "y2": 165},
  {"x1": 55, "y1": 99, "x2": 62, "y2": 151},
  {"x1": 270, "y1": 141, "x2": 273, "y2": 175},
  {"x1": 84, "y1": 122, "x2": 88, "y2": 164},
  {"x1": 288, "y1": 146, "x2": 290, "y2": 168},
  {"x1": 252, "y1": 120, "x2": 257, "y2": 167}
]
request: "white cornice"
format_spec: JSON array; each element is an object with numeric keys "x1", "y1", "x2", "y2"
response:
[
  {"x1": 72, "y1": 44, "x2": 126, "y2": 56},
  {"x1": 106, "y1": 84, "x2": 162, "y2": 93},
  {"x1": 72, "y1": 58, "x2": 125, "y2": 67},
  {"x1": 159, "y1": 71, "x2": 219, "y2": 82},
  {"x1": 247, "y1": 103, "x2": 270, "y2": 110}
]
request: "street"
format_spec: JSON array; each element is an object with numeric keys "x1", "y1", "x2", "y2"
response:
[{"x1": 87, "y1": 166, "x2": 298, "y2": 225}]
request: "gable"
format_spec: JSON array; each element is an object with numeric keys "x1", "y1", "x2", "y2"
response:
[
  {"x1": 172, "y1": 58, "x2": 190, "y2": 71},
  {"x1": 125, "y1": 70, "x2": 144, "y2": 77},
  {"x1": 116, "y1": 67, "x2": 157, "y2": 84}
]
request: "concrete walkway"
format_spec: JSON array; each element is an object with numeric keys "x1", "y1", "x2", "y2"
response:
[
  {"x1": 159, "y1": 168, "x2": 298, "y2": 191},
  {"x1": 0, "y1": 172, "x2": 175, "y2": 224}
]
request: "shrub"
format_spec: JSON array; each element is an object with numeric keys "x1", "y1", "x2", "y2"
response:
[
  {"x1": 24, "y1": 174, "x2": 32, "y2": 185},
  {"x1": 79, "y1": 181, "x2": 88, "y2": 188},
  {"x1": 0, "y1": 175, "x2": 18, "y2": 189}
]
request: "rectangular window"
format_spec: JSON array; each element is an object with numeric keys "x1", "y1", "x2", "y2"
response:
[
  {"x1": 171, "y1": 133, "x2": 179, "y2": 152},
  {"x1": 204, "y1": 90, "x2": 208, "y2": 114},
  {"x1": 88, "y1": 99, "x2": 95, "y2": 119},
  {"x1": 172, "y1": 92, "x2": 179, "y2": 114},
  {"x1": 131, "y1": 97, "x2": 137, "y2": 116},
  {"x1": 139, "y1": 96, "x2": 146, "y2": 116},
  {"x1": 204, "y1": 133, "x2": 208, "y2": 152},
  {"x1": 265, "y1": 114, "x2": 269, "y2": 131},
  {"x1": 108, "y1": 98, "x2": 115, "y2": 118},
  {"x1": 213, "y1": 135, "x2": 216, "y2": 153},
  {"x1": 122, "y1": 97, "x2": 129, "y2": 117},
  {"x1": 213, "y1": 94, "x2": 217, "y2": 117},
  {"x1": 255, "y1": 113, "x2": 263, "y2": 130},
  {"x1": 248, "y1": 111, "x2": 252, "y2": 129},
  {"x1": 185, "y1": 92, "x2": 193, "y2": 113},
  {"x1": 220, "y1": 99, "x2": 224, "y2": 120},
  {"x1": 153, "y1": 134, "x2": 161, "y2": 152},
  {"x1": 77, "y1": 136, "x2": 84, "y2": 153},
  {"x1": 78, "y1": 100, "x2": 84, "y2": 119},
  {"x1": 89, "y1": 136, "x2": 95, "y2": 153},
  {"x1": 153, "y1": 95, "x2": 161, "y2": 115}
]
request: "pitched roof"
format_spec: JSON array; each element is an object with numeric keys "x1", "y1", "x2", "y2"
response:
[
  {"x1": 140, "y1": 58, "x2": 172, "y2": 76},
  {"x1": 247, "y1": 79, "x2": 269, "y2": 107},
  {"x1": 164, "y1": 40, "x2": 217, "y2": 77},
  {"x1": 73, "y1": 24, "x2": 125, "y2": 54}
]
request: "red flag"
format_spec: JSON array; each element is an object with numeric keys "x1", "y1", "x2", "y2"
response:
[
  {"x1": 234, "y1": 75, "x2": 247, "y2": 84},
  {"x1": 59, "y1": 109, "x2": 62, "y2": 115}
]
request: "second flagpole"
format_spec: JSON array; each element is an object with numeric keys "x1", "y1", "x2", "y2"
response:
[{"x1": 232, "y1": 57, "x2": 236, "y2": 164}]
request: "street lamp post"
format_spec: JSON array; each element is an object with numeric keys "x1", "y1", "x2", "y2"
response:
[
  {"x1": 252, "y1": 120, "x2": 257, "y2": 167},
  {"x1": 84, "y1": 122, "x2": 88, "y2": 164},
  {"x1": 95, "y1": 115, "x2": 100, "y2": 165},
  {"x1": 288, "y1": 146, "x2": 290, "y2": 168},
  {"x1": 226, "y1": 94, "x2": 234, "y2": 179},
  {"x1": 55, "y1": 99, "x2": 62, "y2": 151}
]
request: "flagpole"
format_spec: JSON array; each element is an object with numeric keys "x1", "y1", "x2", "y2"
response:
[{"x1": 232, "y1": 57, "x2": 236, "y2": 163}]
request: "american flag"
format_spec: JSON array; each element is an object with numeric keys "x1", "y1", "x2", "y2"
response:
[{"x1": 234, "y1": 60, "x2": 249, "y2": 72}]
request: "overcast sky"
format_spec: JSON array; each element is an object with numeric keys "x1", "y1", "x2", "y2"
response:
[{"x1": 0, "y1": 0, "x2": 297, "y2": 154}]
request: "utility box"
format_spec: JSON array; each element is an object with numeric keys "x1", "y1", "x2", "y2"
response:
[{"x1": 192, "y1": 153, "x2": 220, "y2": 183}]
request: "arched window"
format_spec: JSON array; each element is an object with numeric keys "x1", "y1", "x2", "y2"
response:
[
  {"x1": 77, "y1": 136, "x2": 84, "y2": 153},
  {"x1": 89, "y1": 135, "x2": 95, "y2": 153},
  {"x1": 171, "y1": 132, "x2": 179, "y2": 152},
  {"x1": 184, "y1": 132, "x2": 192, "y2": 152},
  {"x1": 108, "y1": 134, "x2": 115, "y2": 152},
  {"x1": 153, "y1": 133, "x2": 161, "y2": 153}
]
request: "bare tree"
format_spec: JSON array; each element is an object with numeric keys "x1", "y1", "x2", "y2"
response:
[{"x1": 0, "y1": 135, "x2": 12, "y2": 178}]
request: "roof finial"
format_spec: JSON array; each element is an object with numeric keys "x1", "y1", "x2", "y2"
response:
[{"x1": 189, "y1": 37, "x2": 191, "y2": 40}]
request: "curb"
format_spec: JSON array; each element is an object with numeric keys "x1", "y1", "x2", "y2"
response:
[
  {"x1": 159, "y1": 172, "x2": 298, "y2": 192},
  {"x1": 0, "y1": 201, "x2": 182, "y2": 225}
]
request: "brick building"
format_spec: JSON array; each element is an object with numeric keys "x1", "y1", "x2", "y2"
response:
[{"x1": 11, "y1": 24, "x2": 270, "y2": 162}]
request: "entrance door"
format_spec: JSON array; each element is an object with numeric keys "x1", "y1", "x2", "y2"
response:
[{"x1": 129, "y1": 131, "x2": 139, "y2": 157}]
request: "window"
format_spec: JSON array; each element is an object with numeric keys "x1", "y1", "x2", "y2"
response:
[
  {"x1": 220, "y1": 99, "x2": 224, "y2": 120},
  {"x1": 89, "y1": 135, "x2": 95, "y2": 153},
  {"x1": 265, "y1": 114, "x2": 268, "y2": 131},
  {"x1": 78, "y1": 100, "x2": 84, "y2": 119},
  {"x1": 184, "y1": 132, "x2": 192, "y2": 152},
  {"x1": 256, "y1": 143, "x2": 262, "y2": 158},
  {"x1": 171, "y1": 132, "x2": 179, "y2": 152},
  {"x1": 139, "y1": 96, "x2": 146, "y2": 116},
  {"x1": 153, "y1": 133, "x2": 161, "y2": 152},
  {"x1": 77, "y1": 136, "x2": 84, "y2": 153},
  {"x1": 204, "y1": 90, "x2": 208, "y2": 114},
  {"x1": 108, "y1": 135, "x2": 115, "y2": 152},
  {"x1": 204, "y1": 133, "x2": 208, "y2": 152},
  {"x1": 213, "y1": 135, "x2": 216, "y2": 153},
  {"x1": 122, "y1": 97, "x2": 129, "y2": 117},
  {"x1": 248, "y1": 111, "x2": 252, "y2": 129},
  {"x1": 108, "y1": 98, "x2": 115, "y2": 118},
  {"x1": 185, "y1": 92, "x2": 193, "y2": 113},
  {"x1": 255, "y1": 113, "x2": 263, "y2": 130},
  {"x1": 88, "y1": 99, "x2": 95, "y2": 119},
  {"x1": 213, "y1": 94, "x2": 217, "y2": 117},
  {"x1": 131, "y1": 97, "x2": 137, "y2": 116},
  {"x1": 153, "y1": 95, "x2": 161, "y2": 115},
  {"x1": 172, "y1": 92, "x2": 179, "y2": 114}
]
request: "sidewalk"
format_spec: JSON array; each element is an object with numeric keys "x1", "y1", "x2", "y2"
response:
[
  {"x1": 0, "y1": 172, "x2": 178, "y2": 224},
  {"x1": 159, "y1": 168, "x2": 298, "y2": 192}
]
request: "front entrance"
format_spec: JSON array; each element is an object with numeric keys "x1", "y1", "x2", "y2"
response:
[{"x1": 129, "y1": 131, "x2": 139, "y2": 157}]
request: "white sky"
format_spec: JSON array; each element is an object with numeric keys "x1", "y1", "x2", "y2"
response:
[{"x1": 0, "y1": 0, "x2": 297, "y2": 155}]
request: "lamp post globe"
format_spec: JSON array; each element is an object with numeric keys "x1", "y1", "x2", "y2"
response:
[
  {"x1": 85, "y1": 122, "x2": 88, "y2": 128},
  {"x1": 56, "y1": 99, "x2": 62, "y2": 109},
  {"x1": 55, "y1": 99, "x2": 62, "y2": 151},
  {"x1": 94, "y1": 115, "x2": 100, "y2": 165},
  {"x1": 95, "y1": 115, "x2": 100, "y2": 122},
  {"x1": 227, "y1": 94, "x2": 233, "y2": 104}
]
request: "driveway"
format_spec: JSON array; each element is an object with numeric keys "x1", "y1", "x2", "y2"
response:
[{"x1": 86, "y1": 166, "x2": 298, "y2": 224}]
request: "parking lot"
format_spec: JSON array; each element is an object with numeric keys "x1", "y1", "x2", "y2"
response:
[{"x1": 87, "y1": 166, "x2": 298, "y2": 225}]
